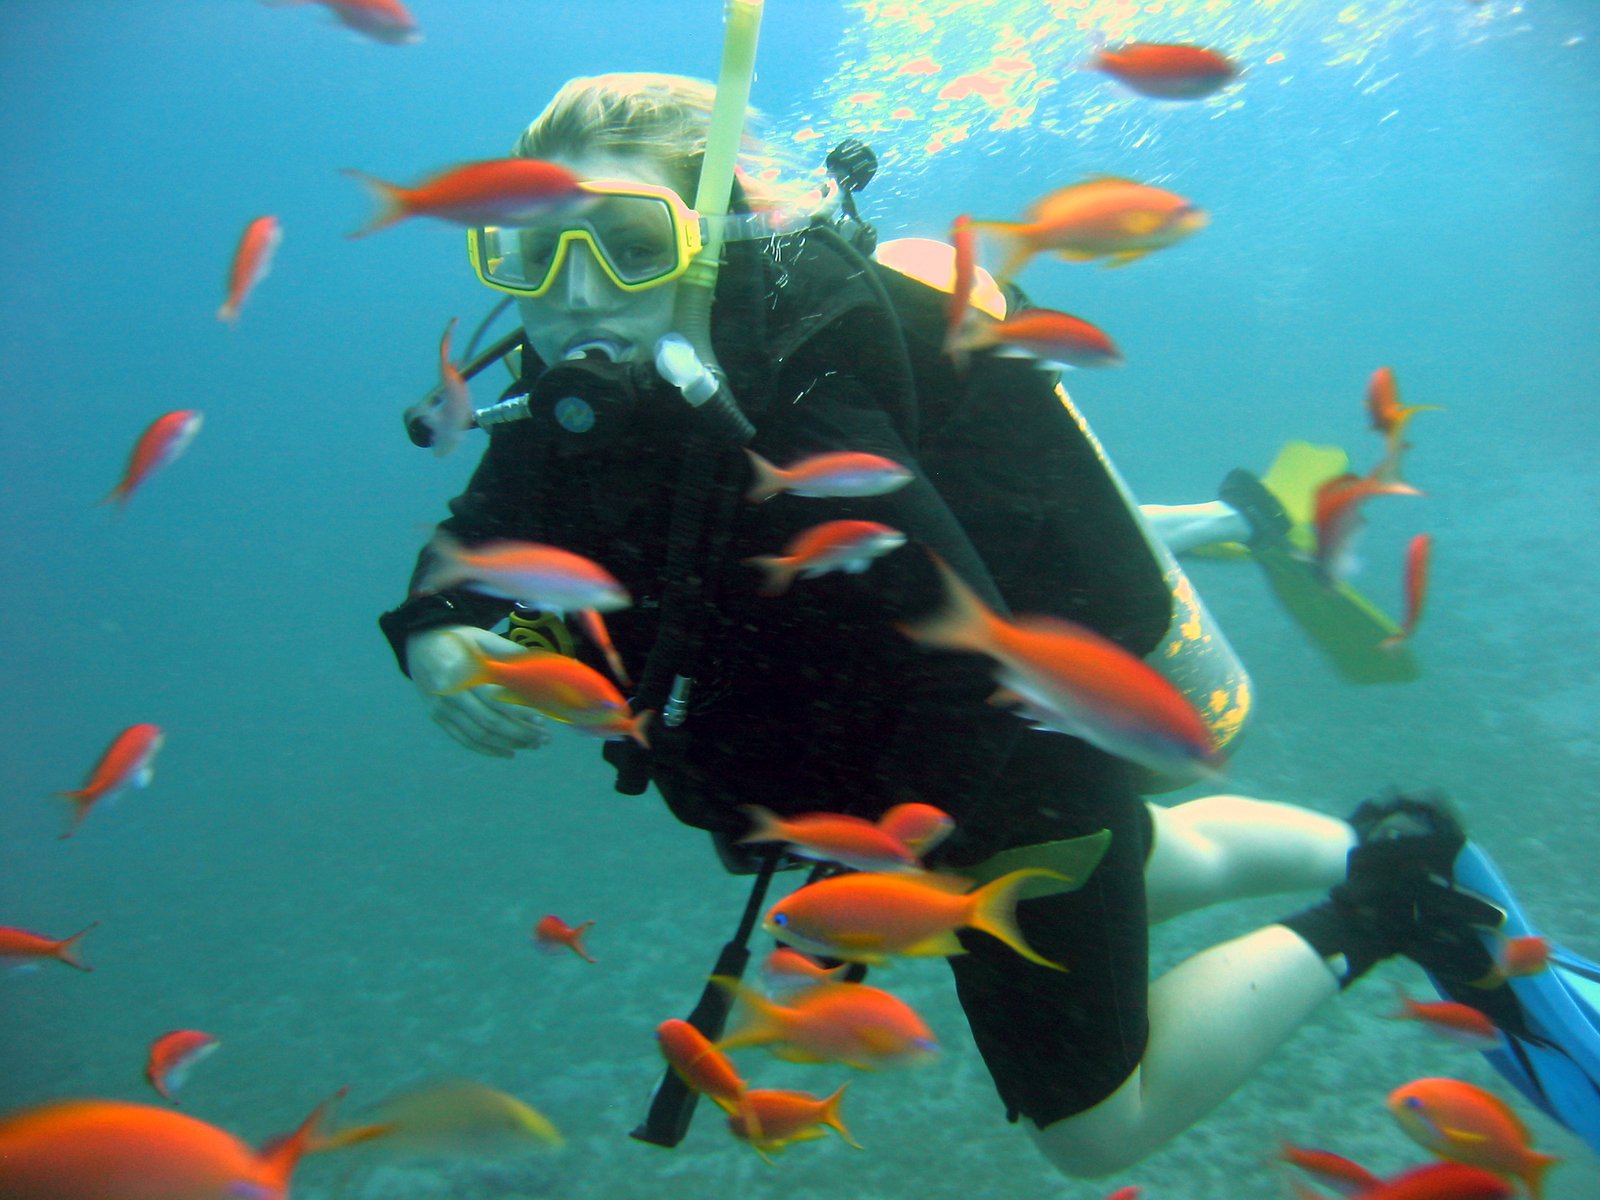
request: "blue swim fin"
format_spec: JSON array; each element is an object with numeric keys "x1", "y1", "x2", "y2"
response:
[{"x1": 1426, "y1": 842, "x2": 1600, "y2": 1153}]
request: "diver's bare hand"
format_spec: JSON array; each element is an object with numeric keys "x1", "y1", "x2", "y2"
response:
[{"x1": 407, "y1": 625, "x2": 552, "y2": 758}]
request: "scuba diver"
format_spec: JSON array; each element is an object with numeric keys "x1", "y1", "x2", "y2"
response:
[{"x1": 375, "y1": 18, "x2": 1600, "y2": 1178}]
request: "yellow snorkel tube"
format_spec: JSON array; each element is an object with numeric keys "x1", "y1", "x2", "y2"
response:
[{"x1": 653, "y1": 0, "x2": 764, "y2": 443}]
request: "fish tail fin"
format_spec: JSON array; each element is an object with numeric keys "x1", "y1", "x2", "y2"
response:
[
  {"x1": 432, "y1": 633, "x2": 492, "y2": 695},
  {"x1": 1525, "y1": 1151, "x2": 1561, "y2": 1200},
  {"x1": 261, "y1": 1086, "x2": 348, "y2": 1181},
  {"x1": 97, "y1": 484, "x2": 131, "y2": 511},
  {"x1": 897, "y1": 551, "x2": 1001, "y2": 657},
  {"x1": 54, "y1": 792, "x2": 91, "y2": 841},
  {"x1": 624, "y1": 709, "x2": 653, "y2": 750},
  {"x1": 741, "y1": 554, "x2": 798, "y2": 596},
  {"x1": 216, "y1": 299, "x2": 240, "y2": 325},
  {"x1": 413, "y1": 533, "x2": 467, "y2": 595},
  {"x1": 742, "y1": 449, "x2": 787, "y2": 503},
  {"x1": 55, "y1": 921, "x2": 99, "y2": 971},
  {"x1": 709, "y1": 975, "x2": 785, "y2": 1051},
  {"x1": 341, "y1": 169, "x2": 406, "y2": 239},
  {"x1": 967, "y1": 869, "x2": 1069, "y2": 970},
  {"x1": 819, "y1": 1085, "x2": 862, "y2": 1148},
  {"x1": 735, "y1": 804, "x2": 787, "y2": 846},
  {"x1": 967, "y1": 222, "x2": 1034, "y2": 284}
]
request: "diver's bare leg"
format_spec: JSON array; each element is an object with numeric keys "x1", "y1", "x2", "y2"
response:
[
  {"x1": 1144, "y1": 795, "x2": 1355, "y2": 924},
  {"x1": 1030, "y1": 925, "x2": 1339, "y2": 1177}
]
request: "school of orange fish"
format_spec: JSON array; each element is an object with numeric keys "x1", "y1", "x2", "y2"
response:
[{"x1": 0, "y1": 3, "x2": 1555, "y2": 1199}]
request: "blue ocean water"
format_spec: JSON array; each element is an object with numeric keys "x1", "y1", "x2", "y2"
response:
[{"x1": 1, "y1": 2, "x2": 1597, "y2": 1197}]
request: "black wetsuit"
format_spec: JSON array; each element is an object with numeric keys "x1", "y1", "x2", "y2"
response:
[{"x1": 380, "y1": 229, "x2": 1165, "y2": 1126}]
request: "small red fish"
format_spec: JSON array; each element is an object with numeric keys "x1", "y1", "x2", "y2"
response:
[
  {"x1": 1381, "y1": 533, "x2": 1432, "y2": 650},
  {"x1": 902, "y1": 553, "x2": 1221, "y2": 780},
  {"x1": 57, "y1": 723, "x2": 165, "y2": 838},
  {"x1": 0, "y1": 1091, "x2": 337, "y2": 1200},
  {"x1": 533, "y1": 915, "x2": 596, "y2": 963},
  {"x1": 0, "y1": 923, "x2": 97, "y2": 973},
  {"x1": 1088, "y1": 42, "x2": 1239, "y2": 100},
  {"x1": 416, "y1": 533, "x2": 630, "y2": 613},
  {"x1": 1102, "y1": 1189, "x2": 1142, "y2": 1200},
  {"x1": 876, "y1": 802, "x2": 955, "y2": 855},
  {"x1": 1367, "y1": 366, "x2": 1442, "y2": 480},
  {"x1": 412, "y1": 317, "x2": 473, "y2": 458},
  {"x1": 435, "y1": 638, "x2": 650, "y2": 745},
  {"x1": 949, "y1": 306, "x2": 1123, "y2": 369},
  {"x1": 760, "y1": 948, "x2": 848, "y2": 997},
  {"x1": 714, "y1": 976, "x2": 939, "y2": 1069},
  {"x1": 217, "y1": 215, "x2": 281, "y2": 325},
  {"x1": 1390, "y1": 985, "x2": 1499, "y2": 1050},
  {"x1": 145, "y1": 1031, "x2": 220, "y2": 1105},
  {"x1": 656, "y1": 1019, "x2": 747, "y2": 1111},
  {"x1": 738, "y1": 805, "x2": 919, "y2": 872},
  {"x1": 743, "y1": 520, "x2": 908, "y2": 596},
  {"x1": 1495, "y1": 933, "x2": 1550, "y2": 979},
  {"x1": 1350, "y1": 1161, "x2": 1515, "y2": 1200},
  {"x1": 725, "y1": 1085, "x2": 859, "y2": 1160},
  {"x1": 943, "y1": 213, "x2": 976, "y2": 358},
  {"x1": 1278, "y1": 1141, "x2": 1382, "y2": 1197},
  {"x1": 972, "y1": 177, "x2": 1207, "y2": 279},
  {"x1": 743, "y1": 449, "x2": 914, "y2": 503},
  {"x1": 1389, "y1": 1077, "x2": 1559, "y2": 1198},
  {"x1": 102, "y1": 412, "x2": 203, "y2": 510},
  {"x1": 574, "y1": 609, "x2": 631, "y2": 688},
  {"x1": 763, "y1": 867, "x2": 1065, "y2": 967},
  {"x1": 1312, "y1": 472, "x2": 1422, "y2": 585},
  {"x1": 264, "y1": 0, "x2": 421, "y2": 46},
  {"x1": 344, "y1": 158, "x2": 585, "y2": 237}
]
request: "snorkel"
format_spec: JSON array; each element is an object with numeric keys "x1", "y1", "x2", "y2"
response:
[{"x1": 655, "y1": 0, "x2": 764, "y2": 444}]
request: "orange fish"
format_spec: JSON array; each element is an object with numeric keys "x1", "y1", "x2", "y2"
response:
[
  {"x1": 1088, "y1": 42, "x2": 1239, "y2": 100},
  {"x1": 743, "y1": 449, "x2": 914, "y2": 503},
  {"x1": 1312, "y1": 472, "x2": 1423, "y2": 584},
  {"x1": 1278, "y1": 1141, "x2": 1381, "y2": 1196},
  {"x1": 1495, "y1": 933, "x2": 1550, "y2": 979},
  {"x1": 1367, "y1": 366, "x2": 1442, "y2": 480},
  {"x1": 575, "y1": 609, "x2": 631, "y2": 688},
  {"x1": 972, "y1": 177, "x2": 1207, "y2": 279},
  {"x1": 742, "y1": 520, "x2": 907, "y2": 596},
  {"x1": 1389, "y1": 986, "x2": 1499, "y2": 1050},
  {"x1": 416, "y1": 533, "x2": 630, "y2": 613},
  {"x1": 876, "y1": 802, "x2": 954, "y2": 855},
  {"x1": 533, "y1": 915, "x2": 595, "y2": 964},
  {"x1": 145, "y1": 1031, "x2": 220, "y2": 1105},
  {"x1": 343, "y1": 158, "x2": 584, "y2": 238},
  {"x1": 714, "y1": 976, "x2": 938, "y2": 1069},
  {"x1": 0, "y1": 923, "x2": 97, "y2": 973},
  {"x1": 217, "y1": 215, "x2": 281, "y2": 325},
  {"x1": 902, "y1": 553, "x2": 1221, "y2": 780},
  {"x1": 763, "y1": 867, "x2": 1065, "y2": 967},
  {"x1": 943, "y1": 213, "x2": 976, "y2": 358},
  {"x1": 1389, "y1": 1077, "x2": 1559, "y2": 1199},
  {"x1": 57, "y1": 723, "x2": 165, "y2": 838},
  {"x1": 411, "y1": 317, "x2": 474, "y2": 458},
  {"x1": 1350, "y1": 1161, "x2": 1515, "y2": 1200},
  {"x1": 656, "y1": 1019, "x2": 747, "y2": 1111},
  {"x1": 1102, "y1": 1189, "x2": 1142, "y2": 1200},
  {"x1": 102, "y1": 412, "x2": 203, "y2": 510},
  {"x1": 738, "y1": 805, "x2": 919, "y2": 873},
  {"x1": 264, "y1": 0, "x2": 422, "y2": 46},
  {"x1": 0, "y1": 1091, "x2": 337, "y2": 1200},
  {"x1": 725, "y1": 1086, "x2": 859, "y2": 1160},
  {"x1": 1381, "y1": 533, "x2": 1432, "y2": 651},
  {"x1": 949, "y1": 306, "x2": 1123, "y2": 369},
  {"x1": 759, "y1": 948, "x2": 848, "y2": 997},
  {"x1": 436, "y1": 638, "x2": 650, "y2": 747}
]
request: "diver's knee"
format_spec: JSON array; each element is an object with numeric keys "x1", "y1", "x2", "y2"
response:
[{"x1": 1027, "y1": 1071, "x2": 1147, "y2": 1179}]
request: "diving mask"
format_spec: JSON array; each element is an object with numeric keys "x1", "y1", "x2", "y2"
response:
[{"x1": 467, "y1": 178, "x2": 794, "y2": 298}]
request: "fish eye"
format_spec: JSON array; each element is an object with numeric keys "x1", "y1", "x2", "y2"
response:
[{"x1": 772, "y1": 913, "x2": 788, "y2": 926}]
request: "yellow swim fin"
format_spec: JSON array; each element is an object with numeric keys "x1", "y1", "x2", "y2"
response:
[{"x1": 1217, "y1": 442, "x2": 1420, "y2": 685}]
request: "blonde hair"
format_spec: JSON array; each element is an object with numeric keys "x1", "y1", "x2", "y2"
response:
[{"x1": 512, "y1": 72, "x2": 814, "y2": 208}]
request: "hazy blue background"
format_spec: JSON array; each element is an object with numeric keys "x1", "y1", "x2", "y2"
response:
[{"x1": 2, "y1": 2, "x2": 1597, "y2": 1197}]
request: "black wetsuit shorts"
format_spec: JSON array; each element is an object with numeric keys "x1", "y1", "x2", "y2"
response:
[{"x1": 946, "y1": 734, "x2": 1154, "y2": 1128}]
